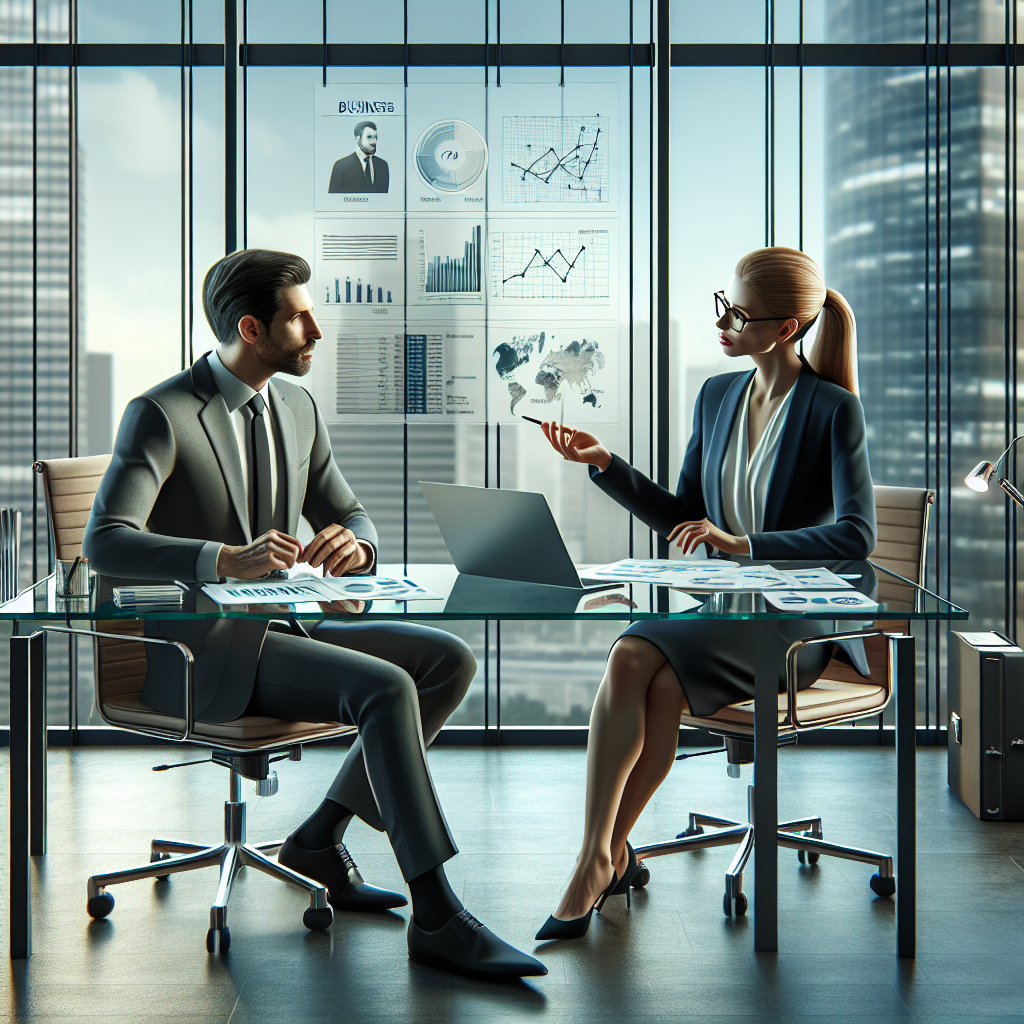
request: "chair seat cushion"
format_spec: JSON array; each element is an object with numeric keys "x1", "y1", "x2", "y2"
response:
[
  {"x1": 102, "y1": 694, "x2": 353, "y2": 746},
  {"x1": 681, "y1": 677, "x2": 887, "y2": 730}
]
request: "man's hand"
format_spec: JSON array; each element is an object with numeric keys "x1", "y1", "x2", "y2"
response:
[
  {"x1": 301, "y1": 524, "x2": 371, "y2": 577},
  {"x1": 541, "y1": 421, "x2": 612, "y2": 471},
  {"x1": 667, "y1": 519, "x2": 750, "y2": 556},
  {"x1": 217, "y1": 530, "x2": 303, "y2": 579}
]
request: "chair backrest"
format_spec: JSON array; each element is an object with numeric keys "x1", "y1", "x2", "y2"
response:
[
  {"x1": 33, "y1": 455, "x2": 150, "y2": 705},
  {"x1": 870, "y1": 485, "x2": 934, "y2": 586},
  {"x1": 33, "y1": 454, "x2": 111, "y2": 562}
]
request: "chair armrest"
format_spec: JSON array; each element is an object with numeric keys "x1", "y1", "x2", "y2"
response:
[
  {"x1": 38, "y1": 625, "x2": 195, "y2": 742},
  {"x1": 784, "y1": 629, "x2": 885, "y2": 731}
]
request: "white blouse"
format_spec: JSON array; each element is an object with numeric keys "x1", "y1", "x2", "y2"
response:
[{"x1": 720, "y1": 375, "x2": 797, "y2": 543}]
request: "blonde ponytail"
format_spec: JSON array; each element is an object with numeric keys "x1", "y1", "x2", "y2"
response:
[
  {"x1": 808, "y1": 287, "x2": 858, "y2": 394},
  {"x1": 734, "y1": 247, "x2": 859, "y2": 394}
]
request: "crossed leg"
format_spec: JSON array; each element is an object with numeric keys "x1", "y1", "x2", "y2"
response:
[{"x1": 553, "y1": 636, "x2": 689, "y2": 921}]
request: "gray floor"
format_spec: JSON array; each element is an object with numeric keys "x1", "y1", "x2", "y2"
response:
[{"x1": 1, "y1": 743, "x2": 1022, "y2": 1023}]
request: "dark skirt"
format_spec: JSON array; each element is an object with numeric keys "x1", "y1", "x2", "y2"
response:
[{"x1": 617, "y1": 618, "x2": 835, "y2": 718}]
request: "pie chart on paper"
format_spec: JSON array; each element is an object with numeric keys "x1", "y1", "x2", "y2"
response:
[{"x1": 415, "y1": 119, "x2": 488, "y2": 193}]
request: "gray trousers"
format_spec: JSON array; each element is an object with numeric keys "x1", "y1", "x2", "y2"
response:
[{"x1": 245, "y1": 621, "x2": 476, "y2": 881}]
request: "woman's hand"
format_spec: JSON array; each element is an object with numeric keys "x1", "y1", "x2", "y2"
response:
[
  {"x1": 541, "y1": 421, "x2": 612, "y2": 471},
  {"x1": 667, "y1": 519, "x2": 750, "y2": 556}
]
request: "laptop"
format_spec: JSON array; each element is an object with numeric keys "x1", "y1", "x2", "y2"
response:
[{"x1": 419, "y1": 481, "x2": 613, "y2": 590}]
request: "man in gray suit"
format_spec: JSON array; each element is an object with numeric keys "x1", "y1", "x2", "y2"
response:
[{"x1": 84, "y1": 249, "x2": 545, "y2": 980}]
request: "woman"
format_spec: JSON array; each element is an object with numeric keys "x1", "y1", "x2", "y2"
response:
[{"x1": 534, "y1": 246, "x2": 876, "y2": 940}]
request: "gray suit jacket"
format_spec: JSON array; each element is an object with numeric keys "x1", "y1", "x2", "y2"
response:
[{"x1": 83, "y1": 353, "x2": 377, "y2": 722}]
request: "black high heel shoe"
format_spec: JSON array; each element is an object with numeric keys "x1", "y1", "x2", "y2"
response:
[
  {"x1": 534, "y1": 871, "x2": 619, "y2": 941},
  {"x1": 609, "y1": 842, "x2": 641, "y2": 905}
]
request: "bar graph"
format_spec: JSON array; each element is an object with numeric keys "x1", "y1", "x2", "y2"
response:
[
  {"x1": 416, "y1": 223, "x2": 484, "y2": 304},
  {"x1": 325, "y1": 277, "x2": 393, "y2": 305}
]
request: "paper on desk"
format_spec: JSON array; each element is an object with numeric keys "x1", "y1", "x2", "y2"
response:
[
  {"x1": 763, "y1": 590, "x2": 878, "y2": 613},
  {"x1": 586, "y1": 559, "x2": 741, "y2": 585},
  {"x1": 770, "y1": 567, "x2": 853, "y2": 590},
  {"x1": 202, "y1": 575, "x2": 442, "y2": 606}
]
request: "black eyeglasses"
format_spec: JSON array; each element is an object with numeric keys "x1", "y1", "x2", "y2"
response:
[{"x1": 714, "y1": 290, "x2": 789, "y2": 334}]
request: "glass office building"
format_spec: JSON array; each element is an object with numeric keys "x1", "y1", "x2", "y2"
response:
[{"x1": 2, "y1": 0, "x2": 1023, "y2": 741}]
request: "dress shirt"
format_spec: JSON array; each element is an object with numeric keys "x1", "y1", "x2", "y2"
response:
[
  {"x1": 355, "y1": 146, "x2": 374, "y2": 185},
  {"x1": 720, "y1": 375, "x2": 796, "y2": 547}
]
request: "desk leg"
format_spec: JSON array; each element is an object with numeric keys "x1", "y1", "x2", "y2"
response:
[
  {"x1": 892, "y1": 632, "x2": 916, "y2": 959},
  {"x1": 30, "y1": 629, "x2": 46, "y2": 856},
  {"x1": 753, "y1": 621, "x2": 778, "y2": 953},
  {"x1": 10, "y1": 631, "x2": 43, "y2": 959}
]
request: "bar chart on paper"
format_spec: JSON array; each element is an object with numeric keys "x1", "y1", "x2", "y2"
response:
[
  {"x1": 489, "y1": 228, "x2": 609, "y2": 302},
  {"x1": 415, "y1": 223, "x2": 484, "y2": 304},
  {"x1": 314, "y1": 221, "x2": 404, "y2": 314},
  {"x1": 330, "y1": 331, "x2": 443, "y2": 416}
]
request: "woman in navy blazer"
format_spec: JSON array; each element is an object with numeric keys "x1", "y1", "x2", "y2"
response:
[{"x1": 534, "y1": 247, "x2": 877, "y2": 940}]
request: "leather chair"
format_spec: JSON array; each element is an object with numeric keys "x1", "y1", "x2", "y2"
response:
[
  {"x1": 34, "y1": 455, "x2": 358, "y2": 952},
  {"x1": 632, "y1": 485, "x2": 934, "y2": 918}
]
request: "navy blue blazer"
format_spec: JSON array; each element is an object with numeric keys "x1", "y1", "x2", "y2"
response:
[{"x1": 591, "y1": 362, "x2": 877, "y2": 560}]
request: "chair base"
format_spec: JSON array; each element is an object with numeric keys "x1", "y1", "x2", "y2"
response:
[
  {"x1": 633, "y1": 784, "x2": 894, "y2": 918},
  {"x1": 85, "y1": 771, "x2": 332, "y2": 951}
]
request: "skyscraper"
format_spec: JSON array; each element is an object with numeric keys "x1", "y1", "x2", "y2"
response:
[{"x1": 825, "y1": 0, "x2": 1010, "y2": 651}]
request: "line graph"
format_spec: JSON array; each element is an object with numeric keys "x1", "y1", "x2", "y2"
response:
[
  {"x1": 502, "y1": 115, "x2": 609, "y2": 203},
  {"x1": 490, "y1": 230, "x2": 610, "y2": 301}
]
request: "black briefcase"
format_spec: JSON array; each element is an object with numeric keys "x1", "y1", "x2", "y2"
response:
[{"x1": 948, "y1": 631, "x2": 1024, "y2": 820}]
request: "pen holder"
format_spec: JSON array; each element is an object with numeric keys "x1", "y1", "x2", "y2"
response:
[
  {"x1": 0, "y1": 508, "x2": 22, "y2": 603},
  {"x1": 56, "y1": 557, "x2": 90, "y2": 598}
]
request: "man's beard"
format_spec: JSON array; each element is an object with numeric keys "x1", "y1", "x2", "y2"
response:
[{"x1": 255, "y1": 332, "x2": 313, "y2": 377}]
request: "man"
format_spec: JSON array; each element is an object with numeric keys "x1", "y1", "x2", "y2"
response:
[
  {"x1": 328, "y1": 120, "x2": 390, "y2": 193},
  {"x1": 83, "y1": 249, "x2": 544, "y2": 981}
]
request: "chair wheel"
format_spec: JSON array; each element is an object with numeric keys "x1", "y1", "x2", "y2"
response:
[
  {"x1": 797, "y1": 849, "x2": 820, "y2": 865},
  {"x1": 723, "y1": 890, "x2": 748, "y2": 918},
  {"x1": 870, "y1": 874, "x2": 896, "y2": 898},
  {"x1": 151, "y1": 851, "x2": 171, "y2": 882},
  {"x1": 303, "y1": 907, "x2": 333, "y2": 931},
  {"x1": 632, "y1": 864, "x2": 651, "y2": 889},
  {"x1": 678, "y1": 825, "x2": 704, "y2": 838},
  {"x1": 87, "y1": 893, "x2": 115, "y2": 919},
  {"x1": 206, "y1": 926, "x2": 231, "y2": 953}
]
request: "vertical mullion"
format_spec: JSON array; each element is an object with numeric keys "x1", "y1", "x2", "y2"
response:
[
  {"x1": 1011, "y1": 2, "x2": 1019, "y2": 640},
  {"x1": 1006, "y1": 0, "x2": 1013, "y2": 638},
  {"x1": 242, "y1": 0, "x2": 248, "y2": 250},
  {"x1": 31, "y1": 0, "x2": 38, "y2": 585},
  {"x1": 944, "y1": 0, "x2": 952, "y2": 653},
  {"x1": 628, "y1": 0, "x2": 634, "y2": 559},
  {"x1": 68, "y1": 0, "x2": 80, "y2": 739},
  {"x1": 402, "y1": 0, "x2": 408, "y2": 567},
  {"x1": 180, "y1": 0, "x2": 187, "y2": 371},
  {"x1": 224, "y1": 0, "x2": 237, "y2": 256},
  {"x1": 655, "y1": 0, "x2": 669, "y2": 560},
  {"x1": 797, "y1": 0, "x2": 803, "y2": 253},
  {"x1": 648, "y1": 0, "x2": 654, "y2": 558},
  {"x1": 923, "y1": 0, "x2": 932, "y2": 734}
]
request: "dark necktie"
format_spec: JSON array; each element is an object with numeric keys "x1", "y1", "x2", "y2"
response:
[
  {"x1": 363, "y1": 155, "x2": 372, "y2": 187},
  {"x1": 247, "y1": 394, "x2": 273, "y2": 537}
]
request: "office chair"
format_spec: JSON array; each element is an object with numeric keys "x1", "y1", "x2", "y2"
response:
[
  {"x1": 631, "y1": 485, "x2": 934, "y2": 918},
  {"x1": 34, "y1": 455, "x2": 358, "y2": 952}
]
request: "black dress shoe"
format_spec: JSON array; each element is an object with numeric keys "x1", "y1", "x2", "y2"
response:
[
  {"x1": 278, "y1": 836, "x2": 408, "y2": 912},
  {"x1": 408, "y1": 909, "x2": 548, "y2": 980}
]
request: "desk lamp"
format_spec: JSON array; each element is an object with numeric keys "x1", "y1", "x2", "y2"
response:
[{"x1": 965, "y1": 437, "x2": 1024, "y2": 509}]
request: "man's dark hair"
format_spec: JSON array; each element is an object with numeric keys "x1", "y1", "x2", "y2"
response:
[
  {"x1": 354, "y1": 120, "x2": 377, "y2": 139},
  {"x1": 202, "y1": 249, "x2": 310, "y2": 344}
]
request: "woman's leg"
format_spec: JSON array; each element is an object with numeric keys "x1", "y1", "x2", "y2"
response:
[
  {"x1": 553, "y1": 637, "x2": 667, "y2": 920},
  {"x1": 609, "y1": 663, "x2": 689, "y2": 876}
]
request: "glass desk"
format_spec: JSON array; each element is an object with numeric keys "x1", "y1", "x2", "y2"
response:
[{"x1": 4, "y1": 559, "x2": 967, "y2": 960}]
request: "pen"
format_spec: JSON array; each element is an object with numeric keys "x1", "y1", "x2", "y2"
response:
[{"x1": 520, "y1": 416, "x2": 544, "y2": 426}]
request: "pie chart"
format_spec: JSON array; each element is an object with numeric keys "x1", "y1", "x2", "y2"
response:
[{"x1": 414, "y1": 119, "x2": 488, "y2": 193}]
